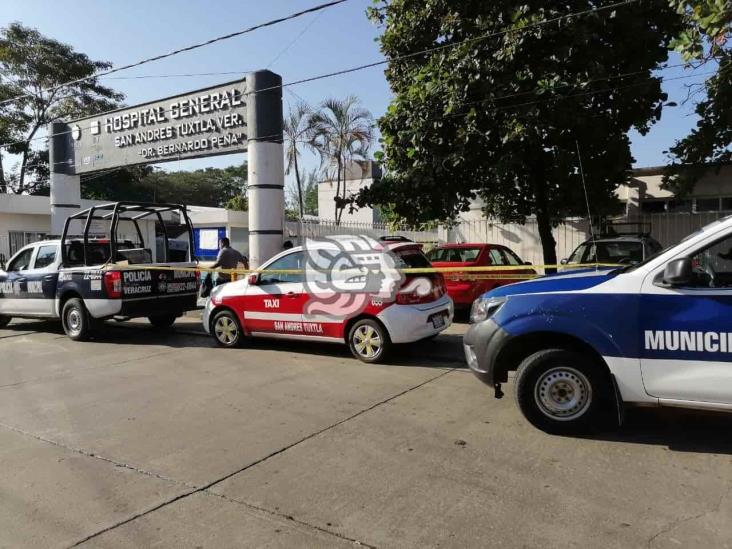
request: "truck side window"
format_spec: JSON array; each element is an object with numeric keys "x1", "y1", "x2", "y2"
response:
[
  {"x1": 33, "y1": 245, "x2": 57, "y2": 269},
  {"x1": 7, "y1": 247, "x2": 34, "y2": 272},
  {"x1": 689, "y1": 235, "x2": 732, "y2": 288}
]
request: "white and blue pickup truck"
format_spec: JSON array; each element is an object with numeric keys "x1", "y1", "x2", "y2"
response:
[
  {"x1": 464, "y1": 215, "x2": 732, "y2": 434},
  {"x1": 0, "y1": 202, "x2": 199, "y2": 340}
]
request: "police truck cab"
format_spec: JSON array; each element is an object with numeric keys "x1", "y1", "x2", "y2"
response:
[
  {"x1": 464, "y1": 215, "x2": 732, "y2": 434},
  {"x1": 0, "y1": 202, "x2": 199, "y2": 340}
]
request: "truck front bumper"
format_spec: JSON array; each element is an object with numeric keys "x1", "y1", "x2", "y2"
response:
[{"x1": 463, "y1": 319, "x2": 513, "y2": 386}]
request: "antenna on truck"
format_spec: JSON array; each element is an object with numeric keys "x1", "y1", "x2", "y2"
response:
[{"x1": 575, "y1": 140, "x2": 597, "y2": 248}]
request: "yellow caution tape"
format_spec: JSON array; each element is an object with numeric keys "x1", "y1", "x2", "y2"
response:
[{"x1": 91, "y1": 262, "x2": 621, "y2": 277}]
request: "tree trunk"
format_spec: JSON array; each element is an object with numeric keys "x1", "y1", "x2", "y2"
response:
[
  {"x1": 293, "y1": 152, "x2": 304, "y2": 220},
  {"x1": 16, "y1": 147, "x2": 29, "y2": 194},
  {"x1": 334, "y1": 153, "x2": 342, "y2": 225},
  {"x1": 532, "y1": 177, "x2": 557, "y2": 273},
  {"x1": 0, "y1": 149, "x2": 6, "y2": 192}
]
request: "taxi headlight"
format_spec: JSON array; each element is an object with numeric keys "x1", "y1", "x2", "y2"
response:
[{"x1": 470, "y1": 296, "x2": 506, "y2": 323}]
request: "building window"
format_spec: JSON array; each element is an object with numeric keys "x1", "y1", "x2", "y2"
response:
[
  {"x1": 694, "y1": 198, "x2": 721, "y2": 212},
  {"x1": 666, "y1": 199, "x2": 693, "y2": 213},
  {"x1": 721, "y1": 197, "x2": 732, "y2": 211},
  {"x1": 9, "y1": 231, "x2": 46, "y2": 255}
]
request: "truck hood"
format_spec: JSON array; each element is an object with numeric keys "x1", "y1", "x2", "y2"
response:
[{"x1": 482, "y1": 268, "x2": 616, "y2": 298}]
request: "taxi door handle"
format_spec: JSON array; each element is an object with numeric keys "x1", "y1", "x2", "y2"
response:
[
  {"x1": 285, "y1": 292, "x2": 298, "y2": 298},
  {"x1": 43, "y1": 275, "x2": 55, "y2": 281}
]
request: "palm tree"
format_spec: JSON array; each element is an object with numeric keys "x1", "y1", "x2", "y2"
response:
[
  {"x1": 309, "y1": 96, "x2": 374, "y2": 224},
  {"x1": 283, "y1": 101, "x2": 315, "y2": 220}
]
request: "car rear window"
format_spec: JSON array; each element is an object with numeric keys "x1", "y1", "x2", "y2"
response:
[
  {"x1": 427, "y1": 247, "x2": 482, "y2": 262},
  {"x1": 394, "y1": 248, "x2": 431, "y2": 268}
]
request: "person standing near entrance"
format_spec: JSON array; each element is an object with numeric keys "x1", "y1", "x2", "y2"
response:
[{"x1": 211, "y1": 237, "x2": 248, "y2": 285}]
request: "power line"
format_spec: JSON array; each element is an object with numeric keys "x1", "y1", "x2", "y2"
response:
[
  {"x1": 266, "y1": 10, "x2": 325, "y2": 70},
  {"x1": 0, "y1": 0, "x2": 658, "y2": 153},
  {"x1": 0, "y1": 0, "x2": 351, "y2": 108},
  {"x1": 2, "y1": 59, "x2": 714, "y2": 157}
]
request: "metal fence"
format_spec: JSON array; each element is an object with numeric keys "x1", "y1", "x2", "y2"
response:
[
  {"x1": 631, "y1": 212, "x2": 729, "y2": 248},
  {"x1": 443, "y1": 218, "x2": 591, "y2": 265},
  {"x1": 285, "y1": 219, "x2": 441, "y2": 249}
]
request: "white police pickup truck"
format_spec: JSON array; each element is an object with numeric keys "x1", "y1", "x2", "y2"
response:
[
  {"x1": 464, "y1": 215, "x2": 732, "y2": 434},
  {"x1": 0, "y1": 202, "x2": 199, "y2": 340}
]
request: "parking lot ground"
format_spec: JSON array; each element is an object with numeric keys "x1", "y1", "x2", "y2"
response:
[{"x1": 0, "y1": 319, "x2": 731, "y2": 548}]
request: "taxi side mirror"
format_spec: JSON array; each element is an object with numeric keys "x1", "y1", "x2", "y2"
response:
[
  {"x1": 560, "y1": 258, "x2": 568, "y2": 265},
  {"x1": 523, "y1": 261, "x2": 532, "y2": 265},
  {"x1": 247, "y1": 273, "x2": 259, "y2": 285},
  {"x1": 663, "y1": 257, "x2": 692, "y2": 286}
]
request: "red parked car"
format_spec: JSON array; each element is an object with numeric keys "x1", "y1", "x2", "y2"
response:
[{"x1": 427, "y1": 243, "x2": 535, "y2": 309}]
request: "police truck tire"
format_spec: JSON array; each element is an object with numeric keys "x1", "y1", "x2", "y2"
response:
[
  {"x1": 0, "y1": 315, "x2": 10, "y2": 328},
  {"x1": 514, "y1": 349, "x2": 614, "y2": 435},
  {"x1": 348, "y1": 319, "x2": 391, "y2": 363},
  {"x1": 62, "y1": 298, "x2": 92, "y2": 341},
  {"x1": 148, "y1": 314, "x2": 177, "y2": 329},
  {"x1": 212, "y1": 310, "x2": 243, "y2": 348}
]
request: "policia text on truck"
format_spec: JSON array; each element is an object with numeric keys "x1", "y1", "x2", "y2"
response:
[
  {"x1": 0, "y1": 202, "x2": 199, "y2": 340},
  {"x1": 464, "y1": 215, "x2": 732, "y2": 435}
]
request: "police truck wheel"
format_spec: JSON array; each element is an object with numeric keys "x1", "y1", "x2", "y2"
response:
[
  {"x1": 62, "y1": 298, "x2": 92, "y2": 341},
  {"x1": 0, "y1": 315, "x2": 10, "y2": 328},
  {"x1": 148, "y1": 314, "x2": 177, "y2": 329},
  {"x1": 348, "y1": 319, "x2": 390, "y2": 363},
  {"x1": 212, "y1": 310, "x2": 243, "y2": 348},
  {"x1": 514, "y1": 349, "x2": 614, "y2": 435}
]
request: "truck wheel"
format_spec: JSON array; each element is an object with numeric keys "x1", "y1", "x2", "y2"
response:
[
  {"x1": 0, "y1": 315, "x2": 10, "y2": 328},
  {"x1": 514, "y1": 349, "x2": 614, "y2": 435},
  {"x1": 148, "y1": 314, "x2": 177, "y2": 329},
  {"x1": 212, "y1": 310, "x2": 243, "y2": 348},
  {"x1": 62, "y1": 298, "x2": 92, "y2": 341},
  {"x1": 348, "y1": 319, "x2": 391, "y2": 363}
]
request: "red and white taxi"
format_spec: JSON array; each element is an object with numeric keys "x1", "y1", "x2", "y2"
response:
[{"x1": 202, "y1": 236, "x2": 454, "y2": 362}]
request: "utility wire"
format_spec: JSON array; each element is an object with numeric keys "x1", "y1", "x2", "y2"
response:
[
  {"x1": 2, "y1": 60, "x2": 715, "y2": 156},
  {"x1": 0, "y1": 0, "x2": 351, "y2": 108}
]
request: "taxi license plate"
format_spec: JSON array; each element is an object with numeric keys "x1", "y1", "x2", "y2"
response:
[{"x1": 430, "y1": 313, "x2": 446, "y2": 329}]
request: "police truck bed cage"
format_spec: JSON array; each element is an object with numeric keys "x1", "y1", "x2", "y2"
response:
[
  {"x1": 60, "y1": 201, "x2": 195, "y2": 267},
  {"x1": 594, "y1": 221, "x2": 652, "y2": 238}
]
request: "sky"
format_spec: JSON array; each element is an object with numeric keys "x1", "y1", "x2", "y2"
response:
[{"x1": 0, "y1": 0, "x2": 709, "y2": 193}]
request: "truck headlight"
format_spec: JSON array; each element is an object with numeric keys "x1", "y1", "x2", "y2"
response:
[{"x1": 470, "y1": 296, "x2": 506, "y2": 323}]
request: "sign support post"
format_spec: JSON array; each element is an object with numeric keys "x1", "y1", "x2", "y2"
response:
[
  {"x1": 246, "y1": 70, "x2": 284, "y2": 268},
  {"x1": 49, "y1": 121, "x2": 81, "y2": 236}
]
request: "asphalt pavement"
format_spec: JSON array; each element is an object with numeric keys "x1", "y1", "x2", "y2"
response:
[{"x1": 0, "y1": 316, "x2": 731, "y2": 548}]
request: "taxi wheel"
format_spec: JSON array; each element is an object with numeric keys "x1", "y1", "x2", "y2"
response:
[
  {"x1": 62, "y1": 298, "x2": 92, "y2": 341},
  {"x1": 148, "y1": 314, "x2": 177, "y2": 329},
  {"x1": 212, "y1": 310, "x2": 243, "y2": 348},
  {"x1": 514, "y1": 349, "x2": 615, "y2": 435},
  {"x1": 348, "y1": 319, "x2": 390, "y2": 363},
  {"x1": 0, "y1": 315, "x2": 10, "y2": 328}
]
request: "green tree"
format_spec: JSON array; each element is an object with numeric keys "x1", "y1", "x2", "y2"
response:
[
  {"x1": 0, "y1": 22, "x2": 123, "y2": 194},
  {"x1": 303, "y1": 169, "x2": 319, "y2": 216},
  {"x1": 363, "y1": 1, "x2": 682, "y2": 265},
  {"x1": 664, "y1": 1, "x2": 732, "y2": 194},
  {"x1": 82, "y1": 165, "x2": 247, "y2": 208},
  {"x1": 283, "y1": 101, "x2": 316, "y2": 219},
  {"x1": 310, "y1": 96, "x2": 374, "y2": 224}
]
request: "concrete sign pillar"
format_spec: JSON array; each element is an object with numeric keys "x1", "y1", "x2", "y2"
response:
[
  {"x1": 49, "y1": 121, "x2": 81, "y2": 235},
  {"x1": 246, "y1": 70, "x2": 284, "y2": 268}
]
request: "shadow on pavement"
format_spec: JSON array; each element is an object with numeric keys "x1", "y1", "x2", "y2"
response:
[
  {"x1": 587, "y1": 406, "x2": 732, "y2": 454},
  {"x1": 3, "y1": 318, "x2": 467, "y2": 366}
]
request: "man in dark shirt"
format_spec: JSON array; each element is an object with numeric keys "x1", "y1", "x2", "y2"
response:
[{"x1": 211, "y1": 237, "x2": 248, "y2": 285}]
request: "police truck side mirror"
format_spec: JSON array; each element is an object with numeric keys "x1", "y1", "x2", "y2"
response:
[
  {"x1": 560, "y1": 258, "x2": 568, "y2": 265},
  {"x1": 663, "y1": 257, "x2": 692, "y2": 286}
]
